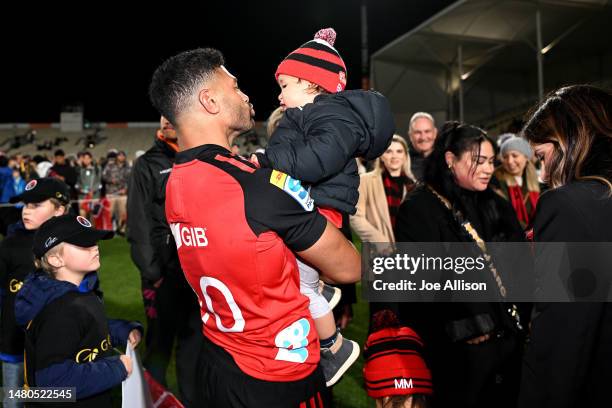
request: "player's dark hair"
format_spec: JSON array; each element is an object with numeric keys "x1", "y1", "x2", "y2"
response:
[{"x1": 149, "y1": 48, "x2": 225, "y2": 127}]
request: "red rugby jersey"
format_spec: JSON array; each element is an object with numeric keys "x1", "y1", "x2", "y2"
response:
[{"x1": 165, "y1": 144, "x2": 327, "y2": 382}]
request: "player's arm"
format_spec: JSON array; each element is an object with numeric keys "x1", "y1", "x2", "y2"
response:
[
  {"x1": 245, "y1": 169, "x2": 360, "y2": 284},
  {"x1": 296, "y1": 221, "x2": 360, "y2": 284}
]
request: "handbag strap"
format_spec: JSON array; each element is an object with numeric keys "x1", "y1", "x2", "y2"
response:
[{"x1": 426, "y1": 185, "x2": 508, "y2": 298}]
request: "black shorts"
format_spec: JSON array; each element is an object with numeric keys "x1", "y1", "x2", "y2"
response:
[{"x1": 195, "y1": 336, "x2": 330, "y2": 408}]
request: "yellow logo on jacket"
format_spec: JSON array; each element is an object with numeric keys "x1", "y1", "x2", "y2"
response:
[
  {"x1": 75, "y1": 335, "x2": 111, "y2": 363},
  {"x1": 9, "y1": 279, "x2": 23, "y2": 293}
]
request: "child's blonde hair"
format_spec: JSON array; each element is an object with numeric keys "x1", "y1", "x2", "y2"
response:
[
  {"x1": 34, "y1": 243, "x2": 65, "y2": 278},
  {"x1": 374, "y1": 134, "x2": 416, "y2": 181},
  {"x1": 49, "y1": 198, "x2": 70, "y2": 213}
]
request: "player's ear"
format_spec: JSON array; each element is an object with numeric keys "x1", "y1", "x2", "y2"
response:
[{"x1": 198, "y1": 88, "x2": 220, "y2": 115}]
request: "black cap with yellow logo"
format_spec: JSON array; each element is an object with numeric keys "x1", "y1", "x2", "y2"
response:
[{"x1": 10, "y1": 177, "x2": 70, "y2": 205}]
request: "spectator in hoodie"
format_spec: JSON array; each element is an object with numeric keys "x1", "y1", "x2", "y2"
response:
[
  {"x1": 76, "y1": 151, "x2": 102, "y2": 220},
  {"x1": 32, "y1": 155, "x2": 53, "y2": 178},
  {"x1": 0, "y1": 178, "x2": 70, "y2": 408},
  {"x1": 102, "y1": 151, "x2": 130, "y2": 234},
  {"x1": 49, "y1": 149, "x2": 78, "y2": 188},
  {"x1": 0, "y1": 168, "x2": 26, "y2": 204},
  {"x1": 49, "y1": 149, "x2": 79, "y2": 213},
  {"x1": 0, "y1": 158, "x2": 22, "y2": 236},
  {"x1": 0, "y1": 156, "x2": 14, "y2": 203},
  {"x1": 15, "y1": 214, "x2": 143, "y2": 407},
  {"x1": 251, "y1": 28, "x2": 394, "y2": 386}
]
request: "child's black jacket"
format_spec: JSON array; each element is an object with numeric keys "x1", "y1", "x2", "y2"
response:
[
  {"x1": 15, "y1": 271, "x2": 142, "y2": 407},
  {"x1": 257, "y1": 90, "x2": 395, "y2": 214}
]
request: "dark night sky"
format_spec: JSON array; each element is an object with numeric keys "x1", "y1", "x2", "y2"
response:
[{"x1": 2, "y1": 1, "x2": 453, "y2": 123}]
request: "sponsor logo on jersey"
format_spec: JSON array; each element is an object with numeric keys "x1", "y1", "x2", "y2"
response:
[
  {"x1": 170, "y1": 223, "x2": 209, "y2": 249},
  {"x1": 274, "y1": 318, "x2": 311, "y2": 363},
  {"x1": 269, "y1": 170, "x2": 314, "y2": 211},
  {"x1": 269, "y1": 170, "x2": 287, "y2": 189}
]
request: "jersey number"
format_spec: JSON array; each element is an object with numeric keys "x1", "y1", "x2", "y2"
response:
[
  {"x1": 198, "y1": 277, "x2": 310, "y2": 363},
  {"x1": 199, "y1": 276, "x2": 245, "y2": 333}
]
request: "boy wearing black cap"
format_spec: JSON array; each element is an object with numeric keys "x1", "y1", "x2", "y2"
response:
[
  {"x1": 0, "y1": 178, "x2": 70, "y2": 408},
  {"x1": 14, "y1": 214, "x2": 142, "y2": 407}
]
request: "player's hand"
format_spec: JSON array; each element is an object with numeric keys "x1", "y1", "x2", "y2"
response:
[
  {"x1": 128, "y1": 329, "x2": 141, "y2": 348},
  {"x1": 249, "y1": 154, "x2": 260, "y2": 167},
  {"x1": 120, "y1": 355, "x2": 133, "y2": 377}
]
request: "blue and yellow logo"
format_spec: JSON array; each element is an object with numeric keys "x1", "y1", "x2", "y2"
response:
[{"x1": 269, "y1": 170, "x2": 314, "y2": 211}]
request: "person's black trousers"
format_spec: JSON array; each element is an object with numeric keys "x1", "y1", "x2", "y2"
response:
[{"x1": 141, "y1": 268, "x2": 203, "y2": 408}]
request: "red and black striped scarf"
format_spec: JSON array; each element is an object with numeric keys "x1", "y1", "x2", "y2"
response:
[
  {"x1": 507, "y1": 185, "x2": 539, "y2": 227},
  {"x1": 382, "y1": 171, "x2": 409, "y2": 228}
]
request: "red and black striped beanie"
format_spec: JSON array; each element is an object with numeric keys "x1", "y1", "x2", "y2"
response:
[
  {"x1": 275, "y1": 28, "x2": 347, "y2": 93},
  {"x1": 363, "y1": 313, "x2": 433, "y2": 399}
]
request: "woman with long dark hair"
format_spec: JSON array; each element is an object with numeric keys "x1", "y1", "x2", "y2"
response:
[
  {"x1": 517, "y1": 85, "x2": 612, "y2": 408},
  {"x1": 394, "y1": 122, "x2": 526, "y2": 408}
]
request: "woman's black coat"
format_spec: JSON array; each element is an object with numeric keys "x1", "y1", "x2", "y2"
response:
[
  {"x1": 388, "y1": 186, "x2": 527, "y2": 408},
  {"x1": 518, "y1": 180, "x2": 612, "y2": 408}
]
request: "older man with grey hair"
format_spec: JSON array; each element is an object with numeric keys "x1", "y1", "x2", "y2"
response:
[{"x1": 407, "y1": 112, "x2": 438, "y2": 181}]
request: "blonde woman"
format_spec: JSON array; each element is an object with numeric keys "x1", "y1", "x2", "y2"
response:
[
  {"x1": 350, "y1": 135, "x2": 415, "y2": 245},
  {"x1": 266, "y1": 106, "x2": 284, "y2": 138},
  {"x1": 493, "y1": 135, "x2": 540, "y2": 229}
]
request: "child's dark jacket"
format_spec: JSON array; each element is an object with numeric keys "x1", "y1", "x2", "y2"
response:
[
  {"x1": 15, "y1": 271, "x2": 142, "y2": 407},
  {"x1": 256, "y1": 90, "x2": 395, "y2": 214}
]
